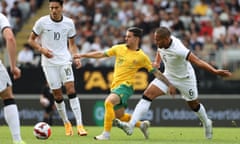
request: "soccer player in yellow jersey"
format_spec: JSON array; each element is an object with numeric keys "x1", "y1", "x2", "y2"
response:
[{"x1": 74, "y1": 27, "x2": 176, "y2": 140}]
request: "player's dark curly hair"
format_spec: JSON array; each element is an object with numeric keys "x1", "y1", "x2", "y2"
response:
[{"x1": 49, "y1": 0, "x2": 63, "y2": 6}]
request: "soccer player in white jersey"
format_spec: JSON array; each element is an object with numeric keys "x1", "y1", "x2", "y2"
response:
[
  {"x1": 0, "y1": 13, "x2": 26, "y2": 144},
  {"x1": 28, "y1": 0, "x2": 87, "y2": 136},
  {"x1": 115, "y1": 27, "x2": 232, "y2": 139}
]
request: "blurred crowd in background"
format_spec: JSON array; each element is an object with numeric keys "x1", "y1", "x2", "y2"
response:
[
  {"x1": 1, "y1": 0, "x2": 240, "y2": 72},
  {"x1": 0, "y1": 0, "x2": 44, "y2": 33},
  {"x1": 0, "y1": 0, "x2": 44, "y2": 66}
]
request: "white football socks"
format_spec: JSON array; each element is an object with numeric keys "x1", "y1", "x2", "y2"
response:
[
  {"x1": 69, "y1": 97, "x2": 83, "y2": 126},
  {"x1": 195, "y1": 104, "x2": 209, "y2": 126},
  {"x1": 129, "y1": 99, "x2": 151, "y2": 128},
  {"x1": 4, "y1": 104, "x2": 22, "y2": 142},
  {"x1": 55, "y1": 101, "x2": 69, "y2": 123}
]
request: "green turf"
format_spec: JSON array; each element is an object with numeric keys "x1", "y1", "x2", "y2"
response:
[{"x1": 0, "y1": 125, "x2": 239, "y2": 144}]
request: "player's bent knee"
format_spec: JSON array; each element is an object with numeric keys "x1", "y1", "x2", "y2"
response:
[
  {"x1": 142, "y1": 95, "x2": 153, "y2": 102},
  {"x1": 3, "y1": 98, "x2": 15, "y2": 106},
  {"x1": 55, "y1": 98, "x2": 63, "y2": 103},
  {"x1": 68, "y1": 93, "x2": 77, "y2": 99},
  {"x1": 191, "y1": 104, "x2": 200, "y2": 112}
]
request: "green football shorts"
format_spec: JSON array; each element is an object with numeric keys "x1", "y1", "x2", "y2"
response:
[{"x1": 111, "y1": 84, "x2": 134, "y2": 110}]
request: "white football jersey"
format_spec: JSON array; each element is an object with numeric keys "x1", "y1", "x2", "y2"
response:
[
  {"x1": 32, "y1": 15, "x2": 76, "y2": 66},
  {"x1": 158, "y1": 36, "x2": 195, "y2": 79},
  {"x1": 0, "y1": 13, "x2": 11, "y2": 63}
]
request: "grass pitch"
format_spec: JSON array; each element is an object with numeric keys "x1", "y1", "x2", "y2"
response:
[{"x1": 0, "y1": 125, "x2": 239, "y2": 144}]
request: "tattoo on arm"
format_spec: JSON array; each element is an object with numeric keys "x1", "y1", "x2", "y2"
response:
[{"x1": 153, "y1": 70, "x2": 171, "y2": 86}]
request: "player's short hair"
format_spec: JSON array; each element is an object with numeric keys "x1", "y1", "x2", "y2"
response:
[
  {"x1": 127, "y1": 27, "x2": 143, "y2": 38},
  {"x1": 49, "y1": 0, "x2": 63, "y2": 5},
  {"x1": 155, "y1": 27, "x2": 171, "y2": 38}
]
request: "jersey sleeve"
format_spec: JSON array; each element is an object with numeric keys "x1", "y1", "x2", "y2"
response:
[
  {"x1": 0, "y1": 13, "x2": 11, "y2": 31},
  {"x1": 104, "y1": 45, "x2": 119, "y2": 57},
  {"x1": 32, "y1": 18, "x2": 43, "y2": 35},
  {"x1": 68, "y1": 19, "x2": 76, "y2": 38}
]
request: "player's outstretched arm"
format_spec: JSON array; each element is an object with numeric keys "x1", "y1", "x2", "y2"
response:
[
  {"x1": 214, "y1": 69, "x2": 232, "y2": 77},
  {"x1": 188, "y1": 52, "x2": 232, "y2": 77},
  {"x1": 73, "y1": 51, "x2": 106, "y2": 59}
]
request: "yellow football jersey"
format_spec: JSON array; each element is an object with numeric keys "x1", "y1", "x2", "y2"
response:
[{"x1": 105, "y1": 44, "x2": 155, "y2": 90}]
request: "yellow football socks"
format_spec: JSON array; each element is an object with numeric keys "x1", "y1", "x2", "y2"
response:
[
  {"x1": 119, "y1": 113, "x2": 131, "y2": 122},
  {"x1": 104, "y1": 101, "x2": 115, "y2": 132}
]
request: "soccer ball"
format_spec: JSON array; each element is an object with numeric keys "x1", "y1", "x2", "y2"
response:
[{"x1": 33, "y1": 122, "x2": 51, "y2": 140}]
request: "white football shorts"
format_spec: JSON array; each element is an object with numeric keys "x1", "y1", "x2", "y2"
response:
[
  {"x1": 150, "y1": 73, "x2": 198, "y2": 101},
  {"x1": 42, "y1": 64, "x2": 74, "y2": 90},
  {"x1": 0, "y1": 62, "x2": 12, "y2": 92}
]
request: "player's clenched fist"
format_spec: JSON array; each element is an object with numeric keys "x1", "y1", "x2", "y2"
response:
[{"x1": 40, "y1": 47, "x2": 53, "y2": 58}]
